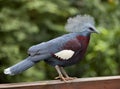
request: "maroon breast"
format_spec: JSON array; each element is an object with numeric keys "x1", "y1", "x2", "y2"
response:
[
  {"x1": 63, "y1": 39, "x2": 81, "y2": 51},
  {"x1": 76, "y1": 36, "x2": 90, "y2": 48},
  {"x1": 76, "y1": 35, "x2": 90, "y2": 56}
]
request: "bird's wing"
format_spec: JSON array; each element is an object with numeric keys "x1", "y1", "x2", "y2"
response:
[
  {"x1": 27, "y1": 42, "x2": 50, "y2": 62},
  {"x1": 27, "y1": 33, "x2": 72, "y2": 56},
  {"x1": 28, "y1": 42, "x2": 50, "y2": 56},
  {"x1": 53, "y1": 38, "x2": 82, "y2": 60},
  {"x1": 28, "y1": 33, "x2": 82, "y2": 62},
  {"x1": 27, "y1": 37, "x2": 67, "y2": 62},
  {"x1": 54, "y1": 49, "x2": 75, "y2": 60}
]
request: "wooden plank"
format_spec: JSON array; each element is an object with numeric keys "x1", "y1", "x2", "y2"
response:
[{"x1": 0, "y1": 76, "x2": 120, "y2": 89}]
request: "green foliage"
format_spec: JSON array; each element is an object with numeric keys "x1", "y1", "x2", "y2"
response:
[{"x1": 0, "y1": 0, "x2": 120, "y2": 83}]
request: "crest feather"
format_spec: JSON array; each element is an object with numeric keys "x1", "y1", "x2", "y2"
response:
[{"x1": 65, "y1": 15, "x2": 95, "y2": 32}]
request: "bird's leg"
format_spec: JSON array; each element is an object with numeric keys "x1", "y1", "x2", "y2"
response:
[
  {"x1": 55, "y1": 65, "x2": 66, "y2": 82},
  {"x1": 60, "y1": 67, "x2": 77, "y2": 80},
  {"x1": 60, "y1": 67, "x2": 69, "y2": 78}
]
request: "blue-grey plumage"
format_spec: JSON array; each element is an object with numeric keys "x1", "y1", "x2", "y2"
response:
[
  {"x1": 4, "y1": 57, "x2": 35, "y2": 75},
  {"x1": 4, "y1": 15, "x2": 99, "y2": 81},
  {"x1": 4, "y1": 32, "x2": 87, "y2": 75},
  {"x1": 4, "y1": 54, "x2": 51, "y2": 75},
  {"x1": 3, "y1": 33, "x2": 74, "y2": 75}
]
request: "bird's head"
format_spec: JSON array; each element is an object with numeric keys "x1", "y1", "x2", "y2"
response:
[{"x1": 65, "y1": 15, "x2": 99, "y2": 34}]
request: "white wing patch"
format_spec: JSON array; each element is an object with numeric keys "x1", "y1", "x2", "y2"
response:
[{"x1": 54, "y1": 50, "x2": 75, "y2": 60}]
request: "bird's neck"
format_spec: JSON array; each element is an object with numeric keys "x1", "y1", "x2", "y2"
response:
[
  {"x1": 79, "y1": 31, "x2": 91, "y2": 37},
  {"x1": 76, "y1": 31, "x2": 91, "y2": 44}
]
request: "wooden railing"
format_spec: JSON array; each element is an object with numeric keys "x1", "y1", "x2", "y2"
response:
[{"x1": 0, "y1": 76, "x2": 120, "y2": 89}]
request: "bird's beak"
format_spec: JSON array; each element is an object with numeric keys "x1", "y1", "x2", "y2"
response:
[
  {"x1": 92, "y1": 27, "x2": 100, "y2": 34},
  {"x1": 94, "y1": 29, "x2": 100, "y2": 34}
]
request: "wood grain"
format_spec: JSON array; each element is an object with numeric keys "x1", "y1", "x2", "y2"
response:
[{"x1": 0, "y1": 76, "x2": 120, "y2": 89}]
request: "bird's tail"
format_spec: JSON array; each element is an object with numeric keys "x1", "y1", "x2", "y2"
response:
[{"x1": 4, "y1": 57, "x2": 36, "y2": 75}]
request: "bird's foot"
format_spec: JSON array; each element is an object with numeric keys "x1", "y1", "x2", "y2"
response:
[
  {"x1": 55, "y1": 76, "x2": 77, "y2": 82},
  {"x1": 55, "y1": 76, "x2": 67, "y2": 82},
  {"x1": 64, "y1": 77, "x2": 77, "y2": 80}
]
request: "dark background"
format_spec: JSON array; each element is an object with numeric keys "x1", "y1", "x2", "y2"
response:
[{"x1": 0, "y1": 0, "x2": 120, "y2": 83}]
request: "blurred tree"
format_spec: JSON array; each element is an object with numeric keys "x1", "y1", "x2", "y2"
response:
[{"x1": 0, "y1": 0, "x2": 119, "y2": 83}]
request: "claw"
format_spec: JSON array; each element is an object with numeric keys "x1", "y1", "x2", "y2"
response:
[
  {"x1": 55, "y1": 76, "x2": 67, "y2": 82},
  {"x1": 55, "y1": 76, "x2": 77, "y2": 82},
  {"x1": 65, "y1": 77, "x2": 77, "y2": 81}
]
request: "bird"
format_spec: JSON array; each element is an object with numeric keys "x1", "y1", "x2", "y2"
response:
[{"x1": 4, "y1": 15, "x2": 99, "y2": 82}]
